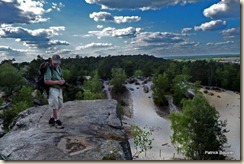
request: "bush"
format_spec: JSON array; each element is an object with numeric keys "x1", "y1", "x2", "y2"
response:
[
  {"x1": 131, "y1": 125, "x2": 154, "y2": 159},
  {"x1": 2, "y1": 86, "x2": 34, "y2": 132}
]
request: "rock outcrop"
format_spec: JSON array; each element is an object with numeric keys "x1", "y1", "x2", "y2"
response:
[{"x1": 0, "y1": 100, "x2": 132, "y2": 160}]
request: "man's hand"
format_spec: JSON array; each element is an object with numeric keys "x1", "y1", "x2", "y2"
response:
[{"x1": 58, "y1": 80, "x2": 66, "y2": 85}]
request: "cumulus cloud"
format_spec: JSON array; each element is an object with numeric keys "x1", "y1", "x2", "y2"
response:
[
  {"x1": 206, "y1": 41, "x2": 234, "y2": 46},
  {"x1": 181, "y1": 27, "x2": 192, "y2": 33},
  {"x1": 203, "y1": 0, "x2": 240, "y2": 19},
  {"x1": 74, "y1": 42, "x2": 117, "y2": 57},
  {"x1": 48, "y1": 40, "x2": 69, "y2": 46},
  {"x1": 89, "y1": 12, "x2": 141, "y2": 24},
  {"x1": 114, "y1": 16, "x2": 141, "y2": 24},
  {"x1": 0, "y1": 25, "x2": 69, "y2": 48},
  {"x1": 0, "y1": 0, "x2": 48, "y2": 24},
  {"x1": 89, "y1": 12, "x2": 114, "y2": 22},
  {"x1": 85, "y1": 0, "x2": 201, "y2": 10},
  {"x1": 194, "y1": 20, "x2": 227, "y2": 31},
  {"x1": 88, "y1": 27, "x2": 142, "y2": 39},
  {"x1": 133, "y1": 32, "x2": 185, "y2": 44},
  {"x1": 221, "y1": 27, "x2": 240, "y2": 39},
  {"x1": 0, "y1": 46, "x2": 28, "y2": 60},
  {"x1": 128, "y1": 31, "x2": 199, "y2": 55},
  {"x1": 76, "y1": 42, "x2": 113, "y2": 50},
  {"x1": 0, "y1": 46, "x2": 27, "y2": 53}
]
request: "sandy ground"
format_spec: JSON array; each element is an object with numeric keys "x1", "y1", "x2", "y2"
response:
[
  {"x1": 105, "y1": 80, "x2": 241, "y2": 160},
  {"x1": 126, "y1": 85, "x2": 240, "y2": 160},
  {"x1": 200, "y1": 88, "x2": 240, "y2": 160},
  {"x1": 123, "y1": 81, "x2": 182, "y2": 160}
]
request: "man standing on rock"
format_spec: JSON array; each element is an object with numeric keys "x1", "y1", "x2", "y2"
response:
[{"x1": 44, "y1": 54, "x2": 65, "y2": 129}]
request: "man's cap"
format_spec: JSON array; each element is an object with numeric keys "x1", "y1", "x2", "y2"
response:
[{"x1": 52, "y1": 54, "x2": 61, "y2": 64}]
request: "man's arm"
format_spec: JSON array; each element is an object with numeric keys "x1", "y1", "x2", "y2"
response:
[
  {"x1": 44, "y1": 79, "x2": 65, "y2": 86},
  {"x1": 44, "y1": 66, "x2": 65, "y2": 86}
]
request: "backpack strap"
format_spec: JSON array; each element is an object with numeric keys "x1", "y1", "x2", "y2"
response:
[
  {"x1": 58, "y1": 66, "x2": 63, "y2": 79},
  {"x1": 47, "y1": 63, "x2": 54, "y2": 80}
]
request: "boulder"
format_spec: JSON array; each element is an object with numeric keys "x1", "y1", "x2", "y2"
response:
[
  {"x1": 0, "y1": 125, "x2": 4, "y2": 137},
  {"x1": 143, "y1": 85, "x2": 149, "y2": 93},
  {"x1": 0, "y1": 100, "x2": 132, "y2": 160}
]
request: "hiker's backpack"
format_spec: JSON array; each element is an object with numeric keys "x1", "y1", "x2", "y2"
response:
[{"x1": 35, "y1": 61, "x2": 53, "y2": 96}]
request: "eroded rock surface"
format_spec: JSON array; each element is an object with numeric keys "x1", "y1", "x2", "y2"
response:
[{"x1": 0, "y1": 100, "x2": 132, "y2": 160}]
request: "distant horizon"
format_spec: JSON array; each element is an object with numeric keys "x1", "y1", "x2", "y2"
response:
[{"x1": 161, "y1": 53, "x2": 240, "y2": 59}]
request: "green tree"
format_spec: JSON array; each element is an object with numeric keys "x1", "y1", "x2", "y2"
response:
[
  {"x1": 133, "y1": 70, "x2": 143, "y2": 77},
  {"x1": 152, "y1": 73, "x2": 169, "y2": 106},
  {"x1": 169, "y1": 93, "x2": 228, "y2": 160},
  {"x1": 62, "y1": 68, "x2": 72, "y2": 83},
  {"x1": 182, "y1": 65, "x2": 190, "y2": 77},
  {"x1": 0, "y1": 63, "x2": 24, "y2": 93},
  {"x1": 110, "y1": 68, "x2": 127, "y2": 93},
  {"x1": 215, "y1": 63, "x2": 239, "y2": 91},
  {"x1": 172, "y1": 74, "x2": 191, "y2": 105},
  {"x1": 165, "y1": 61, "x2": 181, "y2": 84},
  {"x1": 83, "y1": 71, "x2": 104, "y2": 100}
]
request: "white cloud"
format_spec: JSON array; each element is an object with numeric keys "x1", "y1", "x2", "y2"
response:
[
  {"x1": 48, "y1": 40, "x2": 69, "y2": 46},
  {"x1": 0, "y1": 0, "x2": 48, "y2": 24},
  {"x1": 114, "y1": 16, "x2": 141, "y2": 24},
  {"x1": 89, "y1": 12, "x2": 114, "y2": 22},
  {"x1": 46, "y1": 49, "x2": 72, "y2": 58},
  {"x1": 203, "y1": 0, "x2": 240, "y2": 19},
  {"x1": 0, "y1": 25, "x2": 69, "y2": 48},
  {"x1": 85, "y1": 0, "x2": 201, "y2": 10},
  {"x1": 51, "y1": 2, "x2": 65, "y2": 11},
  {"x1": 89, "y1": 11, "x2": 141, "y2": 24},
  {"x1": 181, "y1": 27, "x2": 192, "y2": 33},
  {"x1": 194, "y1": 20, "x2": 227, "y2": 31},
  {"x1": 88, "y1": 27, "x2": 142, "y2": 39},
  {"x1": 75, "y1": 42, "x2": 113, "y2": 50},
  {"x1": 128, "y1": 31, "x2": 200, "y2": 56},
  {"x1": 206, "y1": 41, "x2": 234, "y2": 46},
  {"x1": 133, "y1": 32, "x2": 185, "y2": 44},
  {"x1": 97, "y1": 25, "x2": 103, "y2": 29},
  {"x1": 175, "y1": 41, "x2": 199, "y2": 47},
  {"x1": 0, "y1": 46, "x2": 29, "y2": 61},
  {"x1": 0, "y1": 46, "x2": 27, "y2": 53},
  {"x1": 74, "y1": 42, "x2": 117, "y2": 57},
  {"x1": 221, "y1": 27, "x2": 240, "y2": 39}
]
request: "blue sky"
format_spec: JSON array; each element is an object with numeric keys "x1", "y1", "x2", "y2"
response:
[{"x1": 0, "y1": 0, "x2": 240, "y2": 62}]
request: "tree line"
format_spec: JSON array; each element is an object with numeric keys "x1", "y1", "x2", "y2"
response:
[{"x1": 1, "y1": 54, "x2": 239, "y2": 93}]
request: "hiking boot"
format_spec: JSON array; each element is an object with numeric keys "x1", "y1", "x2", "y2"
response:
[
  {"x1": 55, "y1": 120, "x2": 64, "y2": 129},
  {"x1": 49, "y1": 117, "x2": 55, "y2": 125},
  {"x1": 55, "y1": 119, "x2": 62, "y2": 126}
]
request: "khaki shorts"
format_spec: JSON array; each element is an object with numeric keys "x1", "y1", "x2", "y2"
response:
[{"x1": 48, "y1": 87, "x2": 63, "y2": 109}]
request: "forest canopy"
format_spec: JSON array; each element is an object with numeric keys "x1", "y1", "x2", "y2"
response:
[{"x1": 0, "y1": 55, "x2": 240, "y2": 94}]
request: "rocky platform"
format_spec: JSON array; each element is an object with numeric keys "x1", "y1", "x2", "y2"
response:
[{"x1": 0, "y1": 100, "x2": 132, "y2": 160}]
